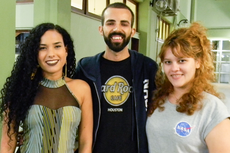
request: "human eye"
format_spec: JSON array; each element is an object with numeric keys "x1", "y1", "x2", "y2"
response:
[
  {"x1": 164, "y1": 60, "x2": 171, "y2": 64},
  {"x1": 39, "y1": 46, "x2": 46, "y2": 51},
  {"x1": 122, "y1": 23, "x2": 129, "y2": 27},
  {"x1": 179, "y1": 59, "x2": 186, "y2": 63},
  {"x1": 55, "y1": 45, "x2": 62, "y2": 49},
  {"x1": 121, "y1": 21, "x2": 130, "y2": 27},
  {"x1": 106, "y1": 21, "x2": 114, "y2": 26}
]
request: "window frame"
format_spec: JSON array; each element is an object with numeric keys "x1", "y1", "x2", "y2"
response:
[
  {"x1": 16, "y1": 0, "x2": 33, "y2": 3},
  {"x1": 71, "y1": 0, "x2": 138, "y2": 30},
  {"x1": 157, "y1": 16, "x2": 170, "y2": 42}
]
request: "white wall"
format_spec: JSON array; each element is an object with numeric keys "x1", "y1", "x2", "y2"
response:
[{"x1": 16, "y1": 3, "x2": 34, "y2": 29}]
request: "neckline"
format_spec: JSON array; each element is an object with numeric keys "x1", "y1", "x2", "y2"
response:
[
  {"x1": 31, "y1": 104, "x2": 81, "y2": 111},
  {"x1": 101, "y1": 55, "x2": 131, "y2": 64},
  {"x1": 40, "y1": 77, "x2": 65, "y2": 88},
  {"x1": 166, "y1": 98, "x2": 178, "y2": 106}
]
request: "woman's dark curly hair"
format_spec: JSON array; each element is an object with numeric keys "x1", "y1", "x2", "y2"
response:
[
  {"x1": 0, "y1": 23, "x2": 76, "y2": 141},
  {"x1": 148, "y1": 22, "x2": 220, "y2": 116}
]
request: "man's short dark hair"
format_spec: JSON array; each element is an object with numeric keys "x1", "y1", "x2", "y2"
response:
[{"x1": 101, "y1": 2, "x2": 134, "y2": 27}]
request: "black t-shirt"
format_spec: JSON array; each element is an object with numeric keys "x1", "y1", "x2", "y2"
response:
[{"x1": 93, "y1": 56, "x2": 137, "y2": 153}]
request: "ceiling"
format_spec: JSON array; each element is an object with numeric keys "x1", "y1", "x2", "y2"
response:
[{"x1": 196, "y1": 0, "x2": 230, "y2": 29}]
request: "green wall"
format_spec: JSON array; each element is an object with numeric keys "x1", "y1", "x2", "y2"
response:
[
  {"x1": 70, "y1": 13, "x2": 105, "y2": 62},
  {"x1": 208, "y1": 29, "x2": 230, "y2": 40},
  {"x1": 15, "y1": 0, "x2": 230, "y2": 62},
  {"x1": 196, "y1": 0, "x2": 230, "y2": 39},
  {"x1": 0, "y1": 0, "x2": 16, "y2": 146},
  {"x1": 34, "y1": 0, "x2": 71, "y2": 31},
  {"x1": 196, "y1": 0, "x2": 230, "y2": 29},
  {"x1": 0, "y1": 2, "x2": 15, "y2": 95},
  {"x1": 138, "y1": 0, "x2": 149, "y2": 56}
]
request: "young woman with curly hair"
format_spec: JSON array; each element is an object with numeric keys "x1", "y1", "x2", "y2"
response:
[
  {"x1": 146, "y1": 22, "x2": 230, "y2": 153},
  {"x1": 0, "y1": 23, "x2": 93, "y2": 153}
]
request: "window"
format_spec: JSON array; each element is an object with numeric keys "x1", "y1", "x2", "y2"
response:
[
  {"x1": 126, "y1": 1, "x2": 137, "y2": 29},
  {"x1": 210, "y1": 39, "x2": 230, "y2": 84},
  {"x1": 15, "y1": 30, "x2": 30, "y2": 59},
  {"x1": 88, "y1": 0, "x2": 106, "y2": 16},
  {"x1": 71, "y1": 0, "x2": 138, "y2": 29},
  {"x1": 71, "y1": 0, "x2": 83, "y2": 9},
  {"x1": 155, "y1": 16, "x2": 170, "y2": 61},
  {"x1": 110, "y1": 0, "x2": 123, "y2": 3},
  {"x1": 157, "y1": 16, "x2": 170, "y2": 42}
]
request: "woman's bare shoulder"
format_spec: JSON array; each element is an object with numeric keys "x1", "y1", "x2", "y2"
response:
[
  {"x1": 66, "y1": 77, "x2": 88, "y2": 85},
  {"x1": 65, "y1": 77, "x2": 90, "y2": 93}
]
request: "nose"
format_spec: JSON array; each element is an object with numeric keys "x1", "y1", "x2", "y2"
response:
[
  {"x1": 47, "y1": 48, "x2": 55, "y2": 58},
  {"x1": 171, "y1": 62, "x2": 180, "y2": 71},
  {"x1": 113, "y1": 24, "x2": 122, "y2": 32}
]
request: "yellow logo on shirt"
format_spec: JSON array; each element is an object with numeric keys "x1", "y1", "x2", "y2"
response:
[{"x1": 102, "y1": 75, "x2": 132, "y2": 106}]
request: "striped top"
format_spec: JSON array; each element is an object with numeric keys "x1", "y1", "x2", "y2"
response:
[{"x1": 20, "y1": 77, "x2": 81, "y2": 153}]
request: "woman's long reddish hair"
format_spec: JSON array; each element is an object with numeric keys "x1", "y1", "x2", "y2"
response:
[{"x1": 148, "y1": 22, "x2": 220, "y2": 116}]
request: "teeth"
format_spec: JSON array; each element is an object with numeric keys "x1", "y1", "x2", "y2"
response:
[
  {"x1": 112, "y1": 37, "x2": 122, "y2": 40},
  {"x1": 46, "y1": 60, "x2": 58, "y2": 64},
  {"x1": 172, "y1": 74, "x2": 181, "y2": 78}
]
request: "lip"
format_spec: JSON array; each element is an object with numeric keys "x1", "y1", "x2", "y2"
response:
[
  {"x1": 111, "y1": 35, "x2": 123, "y2": 43},
  {"x1": 171, "y1": 74, "x2": 183, "y2": 79},
  {"x1": 111, "y1": 35, "x2": 123, "y2": 39},
  {"x1": 109, "y1": 32, "x2": 124, "y2": 39}
]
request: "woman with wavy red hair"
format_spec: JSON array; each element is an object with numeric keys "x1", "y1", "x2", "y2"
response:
[{"x1": 147, "y1": 22, "x2": 230, "y2": 153}]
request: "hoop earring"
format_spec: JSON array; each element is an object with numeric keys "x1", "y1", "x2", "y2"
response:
[
  {"x1": 65, "y1": 63, "x2": 67, "y2": 77},
  {"x1": 31, "y1": 65, "x2": 39, "y2": 80}
]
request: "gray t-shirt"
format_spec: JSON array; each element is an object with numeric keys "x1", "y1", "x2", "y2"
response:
[{"x1": 146, "y1": 92, "x2": 230, "y2": 153}]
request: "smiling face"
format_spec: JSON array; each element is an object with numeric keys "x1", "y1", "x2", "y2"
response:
[
  {"x1": 163, "y1": 47, "x2": 200, "y2": 92},
  {"x1": 37, "y1": 30, "x2": 67, "y2": 79},
  {"x1": 99, "y1": 8, "x2": 135, "y2": 52}
]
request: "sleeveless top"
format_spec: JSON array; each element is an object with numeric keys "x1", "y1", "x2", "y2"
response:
[{"x1": 20, "y1": 77, "x2": 81, "y2": 153}]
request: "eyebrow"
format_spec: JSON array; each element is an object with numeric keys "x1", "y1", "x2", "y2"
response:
[
  {"x1": 105, "y1": 19, "x2": 115, "y2": 23},
  {"x1": 40, "y1": 42, "x2": 62, "y2": 46},
  {"x1": 163, "y1": 58, "x2": 171, "y2": 61},
  {"x1": 105, "y1": 19, "x2": 130, "y2": 24}
]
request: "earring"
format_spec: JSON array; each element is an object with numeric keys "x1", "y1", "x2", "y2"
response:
[
  {"x1": 65, "y1": 63, "x2": 67, "y2": 77},
  {"x1": 31, "y1": 65, "x2": 39, "y2": 80},
  {"x1": 31, "y1": 72, "x2": 36, "y2": 80}
]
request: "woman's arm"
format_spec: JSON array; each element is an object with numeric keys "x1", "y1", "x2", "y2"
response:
[
  {"x1": 206, "y1": 118, "x2": 230, "y2": 153},
  {"x1": 78, "y1": 80, "x2": 93, "y2": 153},
  {"x1": 68, "y1": 78, "x2": 93, "y2": 153},
  {"x1": 1, "y1": 116, "x2": 17, "y2": 153}
]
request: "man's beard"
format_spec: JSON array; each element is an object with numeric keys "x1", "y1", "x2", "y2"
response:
[{"x1": 103, "y1": 32, "x2": 131, "y2": 52}]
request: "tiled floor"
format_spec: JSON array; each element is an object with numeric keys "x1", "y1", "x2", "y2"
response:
[{"x1": 213, "y1": 83, "x2": 230, "y2": 112}]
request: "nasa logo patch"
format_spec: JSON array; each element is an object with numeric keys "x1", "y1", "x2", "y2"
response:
[{"x1": 174, "y1": 121, "x2": 192, "y2": 137}]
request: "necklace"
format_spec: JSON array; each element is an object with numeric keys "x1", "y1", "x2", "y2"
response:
[{"x1": 40, "y1": 77, "x2": 65, "y2": 88}]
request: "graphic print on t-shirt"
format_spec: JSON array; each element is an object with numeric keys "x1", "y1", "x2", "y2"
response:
[
  {"x1": 101, "y1": 75, "x2": 132, "y2": 106},
  {"x1": 174, "y1": 121, "x2": 193, "y2": 137}
]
